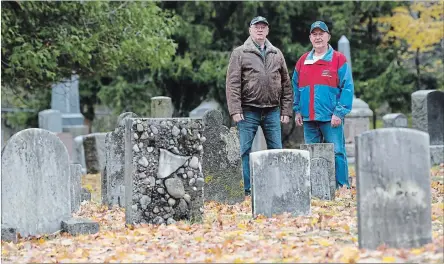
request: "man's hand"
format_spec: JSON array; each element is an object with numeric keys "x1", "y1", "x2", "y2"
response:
[
  {"x1": 280, "y1": 116, "x2": 290, "y2": 124},
  {"x1": 232, "y1": 113, "x2": 244, "y2": 123},
  {"x1": 295, "y1": 113, "x2": 303, "y2": 126},
  {"x1": 331, "y1": 115, "x2": 342, "y2": 127}
]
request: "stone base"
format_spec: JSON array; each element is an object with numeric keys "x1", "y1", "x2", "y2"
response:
[
  {"x1": 430, "y1": 145, "x2": 444, "y2": 166},
  {"x1": 1, "y1": 225, "x2": 18, "y2": 243},
  {"x1": 61, "y1": 218, "x2": 99, "y2": 235}
]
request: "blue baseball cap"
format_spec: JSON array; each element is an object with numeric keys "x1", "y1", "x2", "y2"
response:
[
  {"x1": 250, "y1": 16, "x2": 269, "y2": 26},
  {"x1": 310, "y1": 21, "x2": 329, "y2": 33}
]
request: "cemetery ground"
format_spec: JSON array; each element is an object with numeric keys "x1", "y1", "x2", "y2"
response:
[{"x1": 2, "y1": 166, "x2": 443, "y2": 263}]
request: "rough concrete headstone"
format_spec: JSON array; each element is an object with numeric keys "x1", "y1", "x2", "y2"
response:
[
  {"x1": 250, "y1": 149, "x2": 311, "y2": 217},
  {"x1": 412, "y1": 90, "x2": 444, "y2": 165},
  {"x1": 151, "y1": 96, "x2": 174, "y2": 118},
  {"x1": 1, "y1": 128, "x2": 71, "y2": 237},
  {"x1": 356, "y1": 128, "x2": 432, "y2": 249},
  {"x1": 202, "y1": 110, "x2": 244, "y2": 204},
  {"x1": 124, "y1": 118, "x2": 204, "y2": 225},
  {"x1": 70, "y1": 164, "x2": 82, "y2": 213},
  {"x1": 61, "y1": 218, "x2": 99, "y2": 235},
  {"x1": 83, "y1": 133, "x2": 107, "y2": 174},
  {"x1": 102, "y1": 112, "x2": 138, "y2": 207},
  {"x1": 383, "y1": 113, "x2": 408, "y2": 128},
  {"x1": 300, "y1": 143, "x2": 335, "y2": 200},
  {"x1": 38, "y1": 109, "x2": 62, "y2": 133}
]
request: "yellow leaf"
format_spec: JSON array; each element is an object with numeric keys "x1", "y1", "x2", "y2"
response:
[
  {"x1": 237, "y1": 223, "x2": 247, "y2": 229},
  {"x1": 318, "y1": 239, "x2": 332, "y2": 247},
  {"x1": 342, "y1": 224, "x2": 350, "y2": 233},
  {"x1": 233, "y1": 258, "x2": 244, "y2": 263},
  {"x1": 410, "y1": 248, "x2": 424, "y2": 255},
  {"x1": 194, "y1": 236, "x2": 204, "y2": 242},
  {"x1": 382, "y1": 256, "x2": 396, "y2": 263},
  {"x1": 37, "y1": 237, "x2": 45, "y2": 245}
]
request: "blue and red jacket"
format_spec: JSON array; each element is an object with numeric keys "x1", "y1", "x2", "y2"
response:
[{"x1": 292, "y1": 45, "x2": 354, "y2": 121}]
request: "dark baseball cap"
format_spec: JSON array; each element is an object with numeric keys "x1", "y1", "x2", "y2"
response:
[
  {"x1": 310, "y1": 21, "x2": 329, "y2": 33},
  {"x1": 250, "y1": 16, "x2": 269, "y2": 26}
]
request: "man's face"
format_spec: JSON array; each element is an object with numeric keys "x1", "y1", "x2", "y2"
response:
[
  {"x1": 309, "y1": 28, "x2": 330, "y2": 50},
  {"x1": 249, "y1": 22, "x2": 269, "y2": 42}
]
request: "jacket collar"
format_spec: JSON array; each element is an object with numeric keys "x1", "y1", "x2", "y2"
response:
[
  {"x1": 243, "y1": 37, "x2": 278, "y2": 55},
  {"x1": 304, "y1": 44, "x2": 334, "y2": 65}
]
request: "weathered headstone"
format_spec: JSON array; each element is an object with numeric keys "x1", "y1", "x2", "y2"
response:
[
  {"x1": 382, "y1": 113, "x2": 408, "y2": 128},
  {"x1": 356, "y1": 128, "x2": 432, "y2": 249},
  {"x1": 70, "y1": 164, "x2": 83, "y2": 213},
  {"x1": 102, "y1": 112, "x2": 138, "y2": 207},
  {"x1": 124, "y1": 118, "x2": 205, "y2": 225},
  {"x1": 300, "y1": 143, "x2": 335, "y2": 200},
  {"x1": 73, "y1": 135, "x2": 87, "y2": 174},
  {"x1": 83, "y1": 133, "x2": 107, "y2": 174},
  {"x1": 344, "y1": 97, "x2": 373, "y2": 163},
  {"x1": 1, "y1": 129, "x2": 71, "y2": 237},
  {"x1": 151, "y1": 96, "x2": 174, "y2": 118},
  {"x1": 412, "y1": 90, "x2": 444, "y2": 165},
  {"x1": 38, "y1": 109, "x2": 62, "y2": 133},
  {"x1": 251, "y1": 126, "x2": 267, "y2": 152},
  {"x1": 250, "y1": 149, "x2": 311, "y2": 217},
  {"x1": 189, "y1": 99, "x2": 223, "y2": 118},
  {"x1": 202, "y1": 110, "x2": 244, "y2": 204}
]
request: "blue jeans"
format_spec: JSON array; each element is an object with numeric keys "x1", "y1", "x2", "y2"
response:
[
  {"x1": 303, "y1": 121, "x2": 349, "y2": 188},
  {"x1": 237, "y1": 107, "x2": 283, "y2": 191}
]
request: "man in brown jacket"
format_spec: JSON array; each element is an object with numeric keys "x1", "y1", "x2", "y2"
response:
[{"x1": 226, "y1": 16, "x2": 293, "y2": 196}]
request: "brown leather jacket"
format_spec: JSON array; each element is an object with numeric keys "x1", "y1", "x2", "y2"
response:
[{"x1": 226, "y1": 37, "x2": 293, "y2": 117}]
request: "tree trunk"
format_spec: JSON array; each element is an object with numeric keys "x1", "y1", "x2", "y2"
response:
[{"x1": 416, "y1": 47, "x2": 421, "y2": 90}]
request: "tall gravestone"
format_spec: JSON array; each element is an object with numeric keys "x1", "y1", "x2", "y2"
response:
[
  {"x1": 382, "y1": 113, "x2": 408, "y2": 128},
  {"x1": 250, "y1": 149, "x2": 311, "y2": 217},
  {"x1": 70, "y1": 164, "x2": 83, "y2": 213},
  {"x1": 151, "y1": 96, "x2": 174, "y2": 118},
  {"x1": 51, "y1": 75, "x2": 88, "y2": 137},
  {"x1": 1, "y1": 129, "x2": 71, "y2": 237},
  {"x1": 356, "y1": 128, "x2": 432, "y2": 249},
  {"x1": 300, "y1": 143, "x2": 335, "y2": 200},
  {"x1": 202, "y1": 110, "x2": 244, "y2": 204},
  {"x1": 124, "y1": 118, "x2": 205, "y2": 225},
  {"x1": 102, "y1": 112, "x2": 138, "y2": 207},
  {"x1": 411, "y1": 90, "x2": 444, "y2": 165}
]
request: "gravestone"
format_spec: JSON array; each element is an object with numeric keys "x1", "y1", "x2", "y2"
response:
[
  {"x1": 344, "y1": 96, "x2": 373, "y2": 163},
  {"x1": 51, "y1": 75, "x2": 89, "y2": 138},
  {"x1": 70, "y1": 164, "x2": 82, "y2": 213},
  {"x1": 282, "y1": 118, "x2": 305, "y2": 149},
  {"x1": 189, "y1": 99, "x2": 223, "y2": 118},
  {"x1": 411, "y1": 90, "x2": 444, "y2": 165},
  {"x1": 338, "y1": 35, "x2": 352, "y2": 70},
  {"x1": 73, "y1": 135, "x2": 87, "y2": 174},
  {"x1": 82, "y1": 133, "x2": 107, "y2": 174},
  {"x1": 300, "y1": 143, "x2": 335, "y2": 200},
  {"x1": 356, "y1": 128, "x2": 432, "y2": 249},
  {"x1": 1, "y1": 128, "x2": 71, "y2": 237},
  {"x1": 250, "y1": 149, "x2": 311, "y2": 217},
  {"x1": 124, "y1": 118, "x2": 205, "y2": 225},
  {"x1": 102, "y1": 112, "x2": 138, "y2": 207},
  {"x1": 201, "y1": 110, "x2": 244, "y2": 204},
  {"x1": 151, "y1": 96, "x2": 174, "y2": 118},
  {"x1": 38, "y1": 109, "x2": 62, "y2": 133},
  {"x1": 383, "y1": 113, "x2": 408, "y2": 128}
]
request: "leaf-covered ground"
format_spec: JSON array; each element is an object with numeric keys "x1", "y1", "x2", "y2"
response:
[{"x1": 2, "y1": 165, "x2": 443, "y2": 263}]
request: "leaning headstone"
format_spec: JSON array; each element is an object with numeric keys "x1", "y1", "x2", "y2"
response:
[
  {"x1": 1, "y1": 128, "x2": 71, "y2": 237},
  {"x1": 382, "y1": 113, "x2": 408, "y2": 128},
  {"x1": 344, "y1": 96, "x2": 373, "y2": 164},
  {"x1": 202, "y1": 110, "x2": 244, "y2": 204},
  {"x1": 102, "y1": 112, "x2": 138, "y2": 207},
  {"x1": 250, "y1": 149, "x2": 311, "y2": 217},
  {"x1": 151, "y1": 96, "x2": 174, "y2": 118},
  {"x1": 70, "y1": 164, "x2": 82, "y2": 213},
  {"x1": 300, "y1": 143, "x2": 335, "y2": 200},
  {"x1": 38, "y1": 109, "x2": 62, "y2": 133},
  {"x1": 83, "y1": 133, "x2": 107, "y2": 174},
  {"x1": 412, "y1": 90, "x2": 444, "y2": 165},
  {"x1": 356, "y1": 128, "x2": 432, "y2": 249},
  {"x1": 124, "y1": 118, "x2": 204, "y2": 225}
]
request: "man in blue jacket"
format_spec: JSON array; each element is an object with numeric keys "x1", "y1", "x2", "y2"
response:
[{"x1": 292, "y1": 21, "x2": 354, "y2": 189}]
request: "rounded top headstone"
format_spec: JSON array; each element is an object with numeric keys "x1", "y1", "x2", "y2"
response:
[
  {"x1": 202, "y1": 109, "x2": 223, "y2": 127},
  {"x1": 117, "y1": 112, "x2": 139, "y2": 127},
  {"x1": 151, "y1": 96, "x2": 172, "y2": 100},
  {"x1": 348, "y1": 97, "x2": 373, "y2": 117}
]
